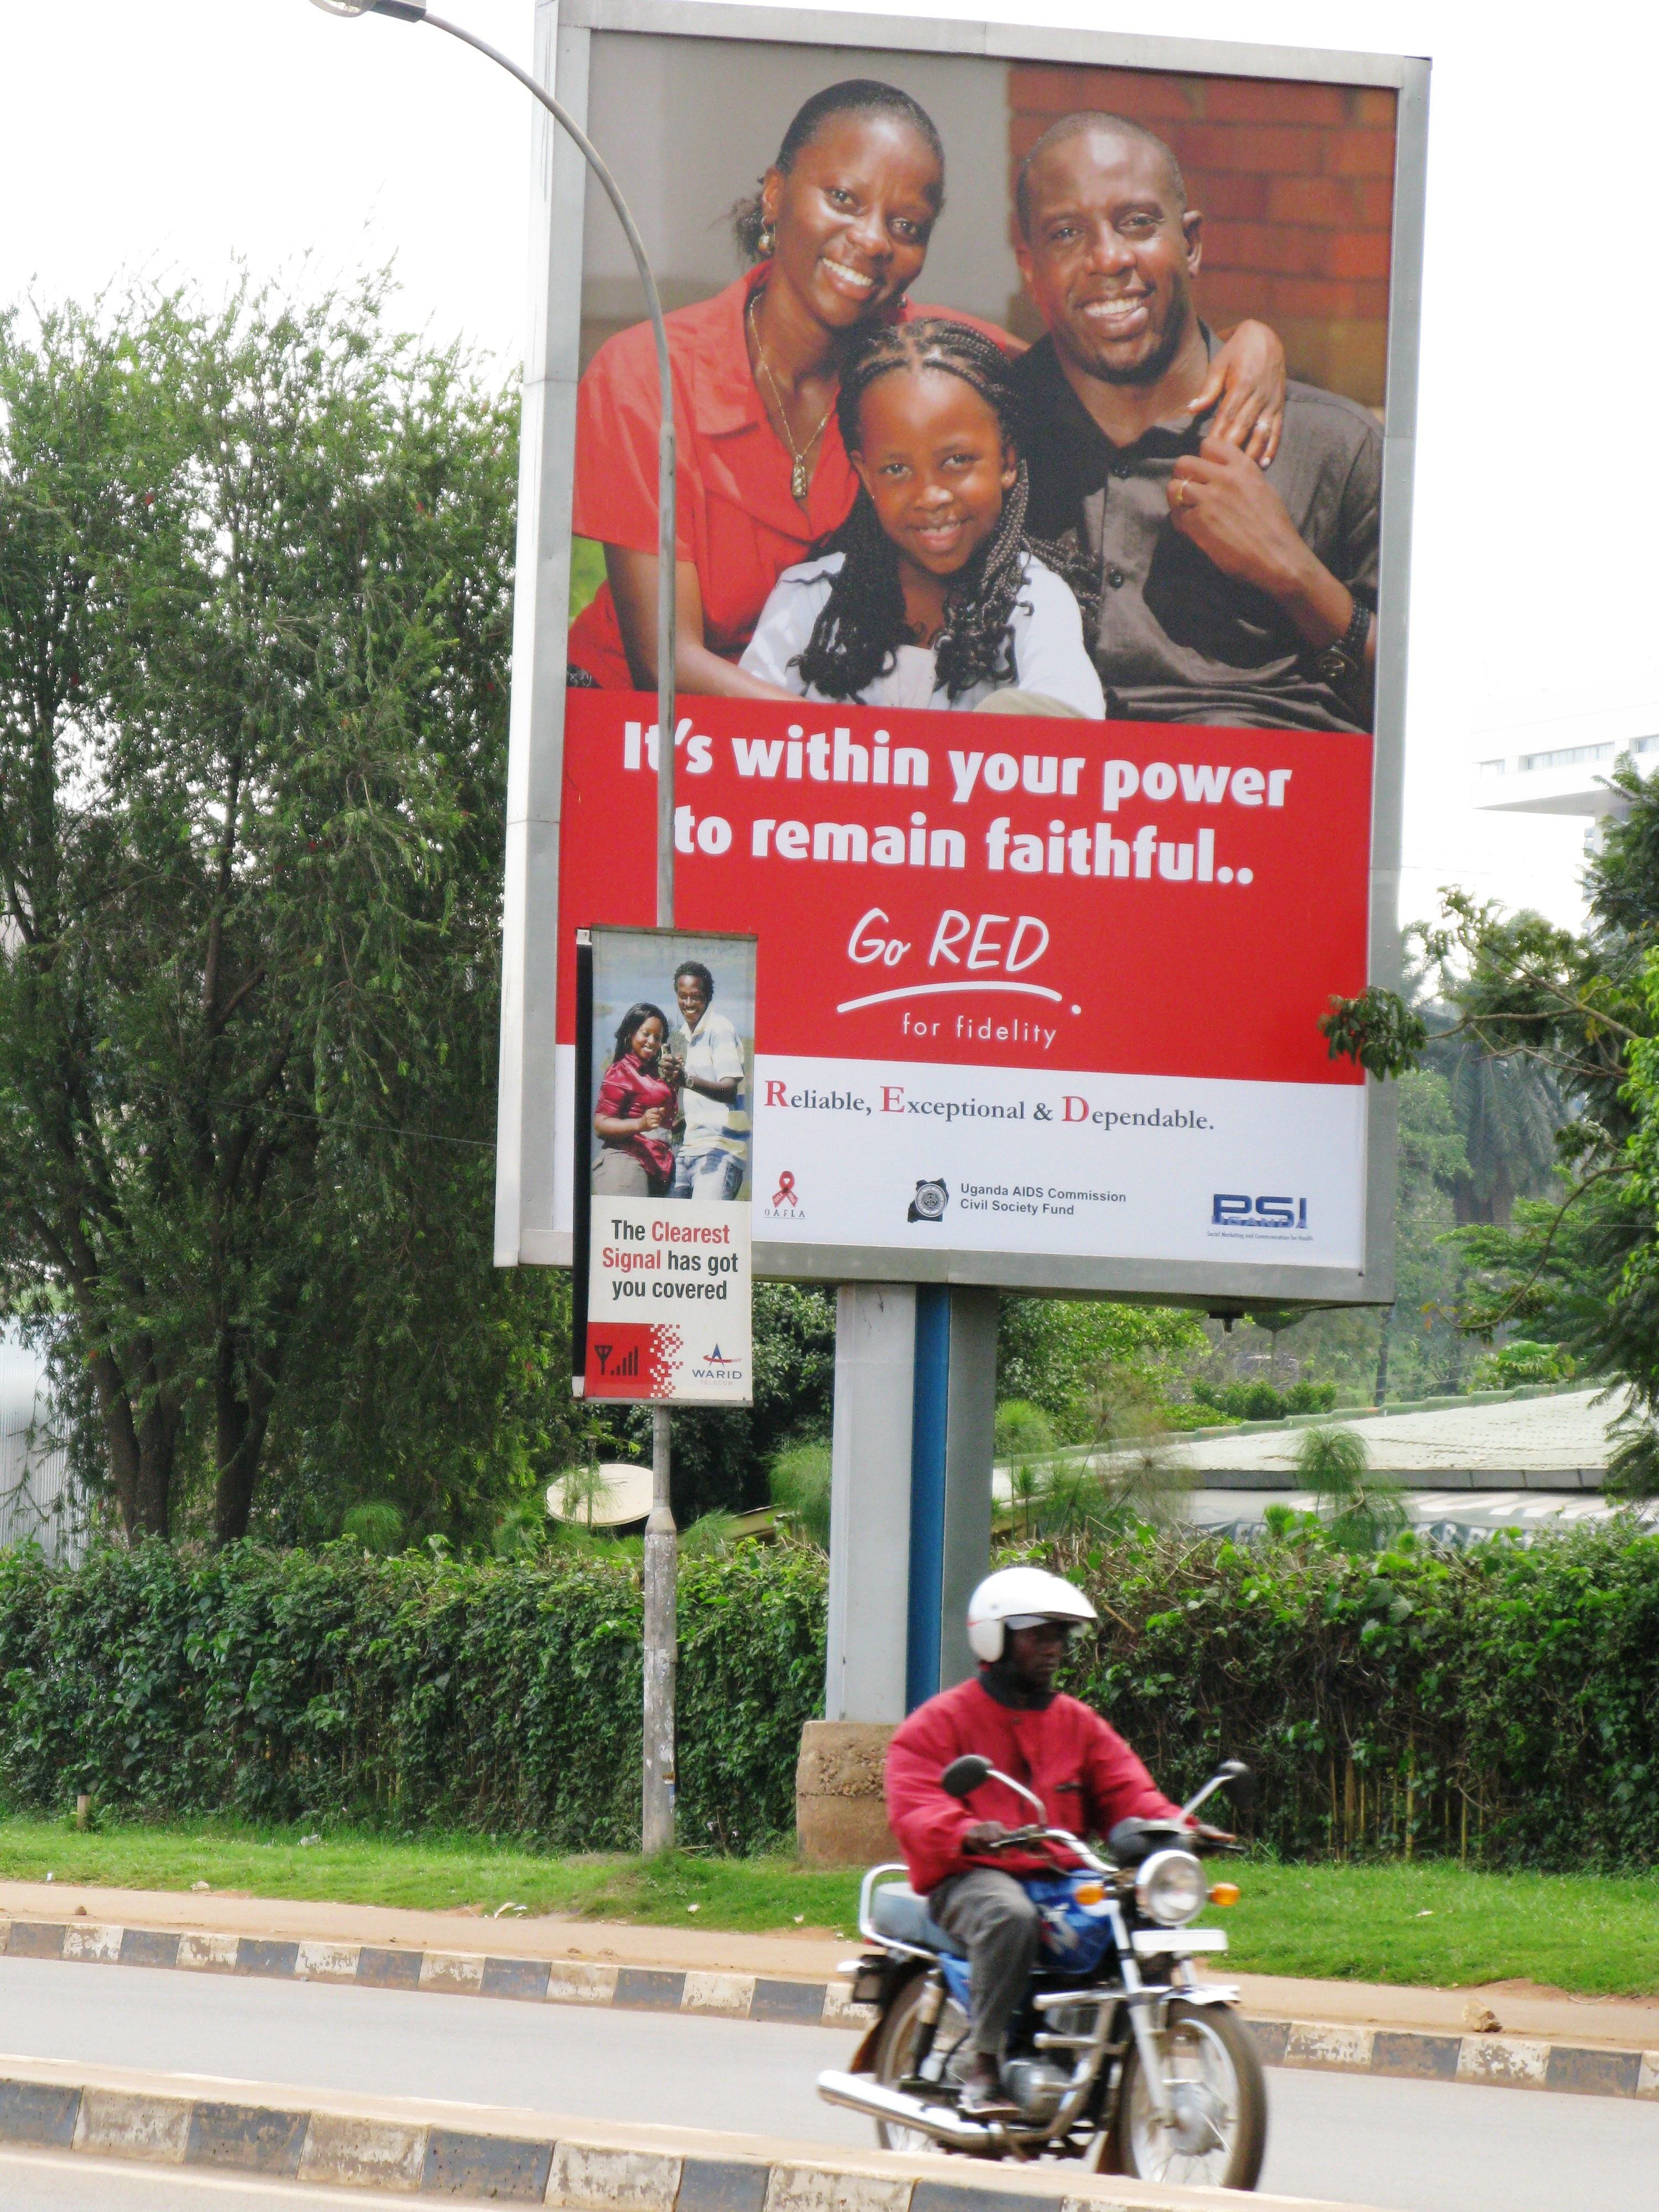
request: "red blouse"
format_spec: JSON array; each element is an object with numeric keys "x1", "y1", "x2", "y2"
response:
[
  {"x1": 594, "y1": 1053, "x2": 676, "y2": 1184},
  {"x1": 568, "y1": 266, "x2": 1009, "y2": 687}
]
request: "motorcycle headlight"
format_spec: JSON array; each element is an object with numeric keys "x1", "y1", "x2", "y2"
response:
[{"x1": 1135, "y1": 1848, "x2": 1206, "y2": 1927}]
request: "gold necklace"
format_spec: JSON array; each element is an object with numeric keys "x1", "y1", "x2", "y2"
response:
[{"x1": 748, "y1": 291, "x2": 835, "y2": 503}]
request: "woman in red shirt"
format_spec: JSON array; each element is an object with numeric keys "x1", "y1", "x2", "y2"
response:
[
  {"x1": 592, "y1": 1004, "x2": 677, "y2": 1196},
  {"x1": 568, "y1": 80, "x2": 1285, "y2": 696}
]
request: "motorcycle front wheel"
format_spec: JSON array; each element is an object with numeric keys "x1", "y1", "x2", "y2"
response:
[
  {"x1": 871, "y1": 1971, "x2": 973, "y2": 2153},
  {"x1": 1102, "y1": 1999, "x2": 1266, "y2": 2192}
]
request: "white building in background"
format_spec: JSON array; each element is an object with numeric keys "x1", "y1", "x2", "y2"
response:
[
  {"x1": 0, "y1": 1332, "x2": 82, "y2": 1562},
  {"x1": 1477, "y1": 733, "x2": 1659, "y2": 837}
]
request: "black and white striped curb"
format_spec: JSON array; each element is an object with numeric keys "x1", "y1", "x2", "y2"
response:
[
  {"x1": 1253, "y1": 2016, "x2": 1659, "y2": 2101},
  {"x1": 0, "y1": 1914, "x2": 869, "y2": 2029},
  {"x1": 0, "y1": 2072, "x2": 1372, "y2": 2210},
  {"x1": 3, "y1": 1916, "x2": 1655, "y2": 2102}
]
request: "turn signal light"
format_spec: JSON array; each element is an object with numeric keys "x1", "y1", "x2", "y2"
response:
[
  {"x1": 1208, "y1": 1882, "x2": 1241, "y2": 1907},
  {"x1": 1073, "y1": 1880, "x2": 1106, "y2": 1905}
]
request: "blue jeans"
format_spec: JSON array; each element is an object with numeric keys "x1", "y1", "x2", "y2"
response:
[{"x1": 671, "y1": 1145, "x2": 744, "y2": 1201}]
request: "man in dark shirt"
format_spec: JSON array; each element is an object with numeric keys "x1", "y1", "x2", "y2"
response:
[{"x1": 1010, "y1": 112, "x2": 1381, "y2": 733}]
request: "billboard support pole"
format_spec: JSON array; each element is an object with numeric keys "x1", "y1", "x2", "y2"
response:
[{"x1": 307, "y1": 0, "x2": 681, "y2": 1855}]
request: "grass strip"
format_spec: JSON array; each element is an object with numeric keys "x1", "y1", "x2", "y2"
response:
[
  {"x1": 0, "y1": 1819, "x2": 863, "y2": 1934},
  {"x1": 2, "y1": 1819, "x2": 1658, "y2": 1998}
]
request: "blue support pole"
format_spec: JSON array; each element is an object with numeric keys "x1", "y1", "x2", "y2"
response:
[
  {"x1": 906, "y1": 1287, "x2": 998, "y2": 1710},
  {"x1": 906, "y1": 1286, "x2": 952, "y2": 1712}
]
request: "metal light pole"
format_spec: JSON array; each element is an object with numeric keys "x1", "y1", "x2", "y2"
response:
[{"x1": 310, "y1": 0, "x2": 680, "y2": 1854}]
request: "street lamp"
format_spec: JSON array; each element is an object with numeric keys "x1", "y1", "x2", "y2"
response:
[
  {"x1": 310, "y1": 0, "x2": 681, "y2": 1858},
  {"x1": 307, "y1": 0, "x2": 677, "y2": 929}
]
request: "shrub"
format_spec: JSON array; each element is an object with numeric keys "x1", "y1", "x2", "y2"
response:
[
  {"x1": 11, "y1": 1524, "x2": 1659, "y2": 1871},
  {"x1": 769, "y1": 1442, "x2": 832, "y2": 1551},
  {"x1": 1471, "y1": 1340, "x2": 1577, "y2": 1389},
  {"x1": 1056, "y1": 1520, "x2": 1659, "y2": 1870},
  {"x1": 0, "y1": 1541, "x2": 823, "y2": 1853},
  {"x1": 1192, "y1": 1378, "x2": 1338, "y2": 1422}
]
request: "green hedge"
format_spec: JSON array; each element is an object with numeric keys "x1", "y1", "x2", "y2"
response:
[
  {"x1": 0, "y1": 1542, "x2": 823, "y2": 1851},
  {"x1": 1063, "y1": 1524, "x2": 1659, "y2": 1870},
  {"x1": 5, "y1": 1525, "x2": 1659, "y2": 1867}
]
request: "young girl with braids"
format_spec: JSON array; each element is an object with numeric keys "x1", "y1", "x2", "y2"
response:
[{"x1": 740, "y1": 320, "x2": 1104, "y2": 715}]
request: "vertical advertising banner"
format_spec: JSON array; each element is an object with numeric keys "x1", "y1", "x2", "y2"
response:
[
  {"x1": 498, "y1": 3, "x2": 1426, "y2": 1302},
  {"x1": 575, "y1": 928, "x2": 757, "y2": 1404}
]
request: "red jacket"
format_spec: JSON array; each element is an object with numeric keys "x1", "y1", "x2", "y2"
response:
[{"x1": 885, "y1": 1674, "x2": 1182, "y2": 1896}]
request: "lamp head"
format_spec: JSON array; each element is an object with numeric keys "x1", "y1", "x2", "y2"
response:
[{"x1": 309, "y1": 0, "x2": 428, "y2": 20}]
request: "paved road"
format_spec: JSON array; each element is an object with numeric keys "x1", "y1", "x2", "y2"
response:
[{"x1": 2, "y1": 1954, "x2": 1658, "y2": 2211}]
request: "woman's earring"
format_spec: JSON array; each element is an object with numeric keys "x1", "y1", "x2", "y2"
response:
[{"x1": 758, "y1": 222, "x2": 775, "y2": 258}]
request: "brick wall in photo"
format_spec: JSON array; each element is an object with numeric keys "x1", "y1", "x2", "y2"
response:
[{"x1": 1007, "y1": 67, "x2": 1396, "y2": 411}]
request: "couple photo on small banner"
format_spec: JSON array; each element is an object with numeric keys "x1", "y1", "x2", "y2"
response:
[{"x1": 572, "y1": 926, "x2": 757, "y2": 1405}]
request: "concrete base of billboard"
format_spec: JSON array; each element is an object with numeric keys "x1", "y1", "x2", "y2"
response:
[{"x1": 795, "y1": 1720, "x2": 900, "y2": 1867}]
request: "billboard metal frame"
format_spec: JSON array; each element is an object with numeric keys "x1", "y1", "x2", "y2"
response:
[{"x1": 495, "y1": 0, "x2": 1428, "y2": 1311}]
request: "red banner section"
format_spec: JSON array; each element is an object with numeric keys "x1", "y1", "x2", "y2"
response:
[
  {"x1": 558, "y1": 693, "x2": 1370, "y2": 1088},
  {"x1": 582, "y1": 1321, "x2": 681, "y2": 1400}
]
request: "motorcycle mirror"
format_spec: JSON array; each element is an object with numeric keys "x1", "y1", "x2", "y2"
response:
[
  {"x1": 941, "y1": 1754, "x2": 992, "y2": 1799},
  {"x1": 1220, "y1": 1760, "x2": 1255, "y2": 1811}
]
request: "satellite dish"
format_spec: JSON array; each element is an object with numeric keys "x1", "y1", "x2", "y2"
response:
[{"x1": 546, "y1": 1462, "x2": 653, "y2": 1528}]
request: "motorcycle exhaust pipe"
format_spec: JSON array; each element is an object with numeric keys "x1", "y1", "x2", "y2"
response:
[{"x1": 815, "y1": 2070, "x2": 1000, "y2": 2152}]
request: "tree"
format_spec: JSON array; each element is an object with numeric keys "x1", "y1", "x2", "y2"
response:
[
  {"x1": 0, "y1": 281, "x2": 576, "y2": 1545},
  {"x1": 1295, "y1": 1423, "x2": 1406, "y2": 1552},
  {"x1": 997, "y1": 1297, "x2": 1206, "y2": 1436},
  {"x1": 618, "y1": 1283, "x2": 837, "y2": 1525},
  {"x1": 1322, "y1": 775, "x2": 1659, "y2": 1478}
]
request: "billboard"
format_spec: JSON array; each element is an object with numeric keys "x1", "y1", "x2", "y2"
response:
[
  {"x1": 573, "y1": 926, "x2": 756, "y2": 1403},
  {"x1": 497, "y1": 0, "x2": 1427, "y2": 1308}
]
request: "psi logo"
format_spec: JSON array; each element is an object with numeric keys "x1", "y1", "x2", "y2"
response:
[
  {"x1": 1211, "y1": 1194, "x2": 1308, "y2": 1230},
  {"x1": 908, "y1": 1178, "x2": 950, "y2": 1224}
]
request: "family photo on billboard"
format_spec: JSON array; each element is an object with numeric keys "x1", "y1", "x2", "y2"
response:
[
  {"x1": 513, "y1": 23, "x2": 1419, "y2": 1299},
  {"x1": 567, "y1": 58, "x2": 1387, "y2": 735}
]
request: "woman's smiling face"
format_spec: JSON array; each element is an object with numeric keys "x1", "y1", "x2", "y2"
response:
[
  {"x1": 763, "y1": 113, "x2": 942, "y2": 331},
  {"x1": 630, "y1": 1015, "x2": 665, "y2": 1065},
  {"x1": 852, "y1": 368, "x2": 1015, "y2": 580}
]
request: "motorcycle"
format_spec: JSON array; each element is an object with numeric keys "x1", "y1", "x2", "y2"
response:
[{"x1": 817, "y1": 1755, "x2": 1264, "y2": 2192}]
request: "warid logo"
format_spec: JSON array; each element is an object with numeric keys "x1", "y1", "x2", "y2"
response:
[{"x1": 1212, "y1": 1194, "x2": 1308, "y2": 1230}]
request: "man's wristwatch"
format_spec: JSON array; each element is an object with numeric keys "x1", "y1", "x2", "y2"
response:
[{"x1": 1316, "y1": 596, "x2": 1372, "y2": 687}]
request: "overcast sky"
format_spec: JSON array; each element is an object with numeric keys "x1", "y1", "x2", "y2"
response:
[{"x1": 4, "y1": 0, "x2": 1653, "y2": 937}]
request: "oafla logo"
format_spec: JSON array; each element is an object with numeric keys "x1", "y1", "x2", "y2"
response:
[{"x1": 764, "y1": 1170, "x2": 806, "y2": 1222}]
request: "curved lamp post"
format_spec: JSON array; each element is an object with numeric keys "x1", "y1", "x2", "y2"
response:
[{"x1": 310, "y1": 0, "x2": 681, "y2": 1855}]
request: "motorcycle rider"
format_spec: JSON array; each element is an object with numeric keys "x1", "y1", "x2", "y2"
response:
[{"x1": 884, "y1": 1567, "x2": 1185, "y2": 2120}]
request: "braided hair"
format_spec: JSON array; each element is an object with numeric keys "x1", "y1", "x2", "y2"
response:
[
  {"x1": 791, "y1": 319, "x2": 1098, "y2": 704},
  {"x1": 732, "y1": 81, "x2": 945, "y2": 261}
]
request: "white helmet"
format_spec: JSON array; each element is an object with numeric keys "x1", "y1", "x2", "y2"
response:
[{"x1": 967, "y1": 1566, "x2": 1097, "y2": 1662}]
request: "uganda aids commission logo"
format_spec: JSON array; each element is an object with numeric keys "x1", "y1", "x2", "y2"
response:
[{"x1": 908, "y1": 1178, "x2": 950, "y2": 1224}]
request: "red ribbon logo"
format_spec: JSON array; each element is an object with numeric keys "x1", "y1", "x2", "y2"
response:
[{"x1": 771, "y1": 1171, "x2": 799, "y2": 1208}]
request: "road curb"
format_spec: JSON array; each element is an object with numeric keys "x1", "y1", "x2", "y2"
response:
[
  {"x1": 0, "y1": 1912, "x2": 870, "y2": 2031},
  {"x1": 0, "y1": 2061, "x2": 1392, "y2": 2210},
  {"x1": 4, "y1": 1913, "x2": 1655, "y2": 2102}
]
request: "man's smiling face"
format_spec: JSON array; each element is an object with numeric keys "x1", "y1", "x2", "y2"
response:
[{"x1": 1016, "y1": 127, "x2": 1201, "y2": 388}]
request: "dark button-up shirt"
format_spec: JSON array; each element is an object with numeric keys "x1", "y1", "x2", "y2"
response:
[{"x1": 1013, "y1": 333, "x2": 1383, "y2": 733}]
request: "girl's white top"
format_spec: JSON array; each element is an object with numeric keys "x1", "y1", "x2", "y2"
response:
[{"x1": 739, "y1": 549, "x2": 1107, "y2": 718}]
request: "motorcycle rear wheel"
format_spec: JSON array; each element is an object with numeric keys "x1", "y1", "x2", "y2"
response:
[
  {"x1": 1102, "y1": 2000, "x2": 1266, "y2": 2192},
  {"x1": 871, "y1": 1971, "x2": 973, "y2": 2153}
]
